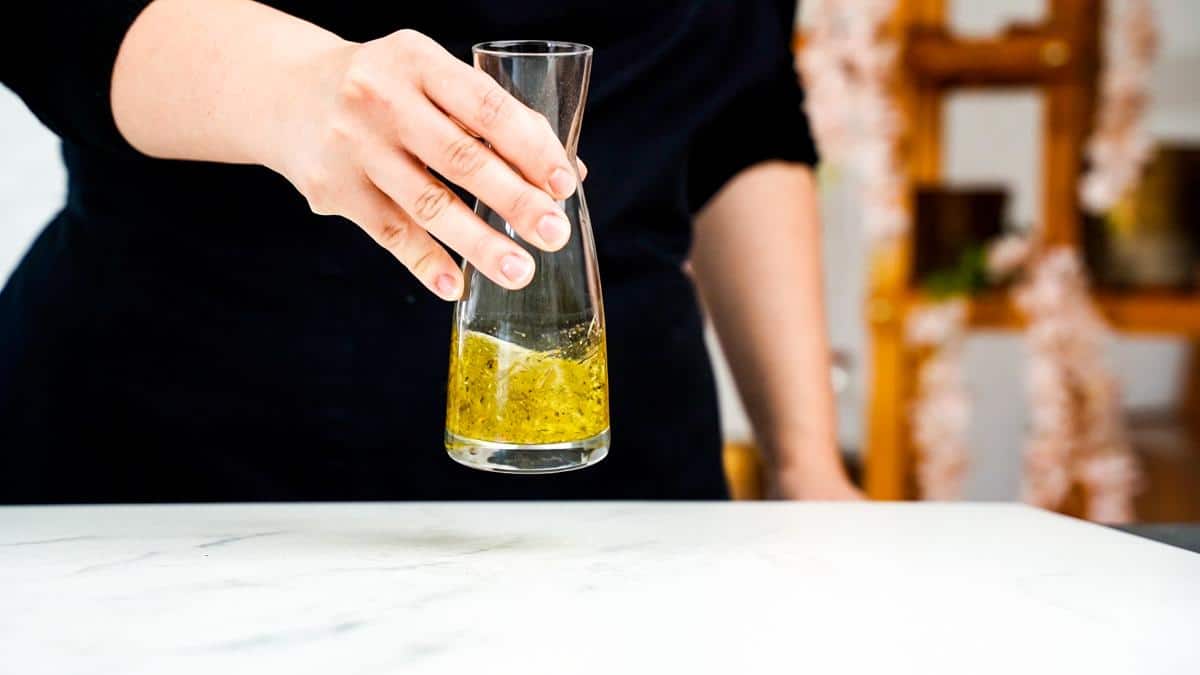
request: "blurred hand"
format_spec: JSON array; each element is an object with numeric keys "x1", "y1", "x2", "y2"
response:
[
  {"x1": 277, "y1": 30, "x2": 578, "y2": 300},
  {"x1": 766, "y1": 463, "x2": 864, "y2": 501}
]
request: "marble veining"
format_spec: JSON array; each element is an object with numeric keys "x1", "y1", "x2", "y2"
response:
[
  {"x1": 74, "y1": 550, "x2": 161, "y2": 575},
  {"x1": 1, "y1": 502, "x2": 1198, "y2": 675},
  {"x1": 195, "y1": 530, "x2": 291, "y2": 549},
  {"x1": 2, "y1": 534, "x2": 97, "y2": 547},
  {"x1": 204, "y1": 619, "x2": 366, "y2": 652}
]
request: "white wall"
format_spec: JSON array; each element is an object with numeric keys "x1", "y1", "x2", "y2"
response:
[{"x1": 0, "y1": 86, "x2": 65, "y2": 282}]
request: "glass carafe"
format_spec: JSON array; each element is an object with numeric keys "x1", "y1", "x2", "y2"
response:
[{"x1": 445, "y1": 41, "x2": 609, "y2": 474}]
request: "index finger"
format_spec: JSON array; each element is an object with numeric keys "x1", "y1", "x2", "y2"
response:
[{"x1": 420, "y1": 60, "x2": 577, "y2": 200}]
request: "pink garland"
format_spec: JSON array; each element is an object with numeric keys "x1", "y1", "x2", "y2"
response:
[
  {"x1": 798, "y1": 0, "x2": 908, "y2": 244},
  {"x1": 903, "y1": 238, "x2": 1143, "y2": 518},
  {"x1": 906, "y1": 299, "x2": 970, "y2": 499},
  {"x1": 1080, "y1": 0, "x2": 1158, "y2": 213},
  {"x1": 1012, "y1": 249, "x2": 1142, "y2": 522}
]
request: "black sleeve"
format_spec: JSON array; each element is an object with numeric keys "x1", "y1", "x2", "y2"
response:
[
  {"x1": 1, "y1": 1, "x2": 156, "y2": 155},
  {"x1": 687, "y1": 1, "x2": 819, "y2": 213}
]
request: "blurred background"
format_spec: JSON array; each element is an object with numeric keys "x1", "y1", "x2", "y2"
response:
[
  {"x1": 717, "y1": 0, "x2": 1200, "y2": 519},
  {"x1": 2, "y1": 0, "x2": 1198, "y2": 519}
]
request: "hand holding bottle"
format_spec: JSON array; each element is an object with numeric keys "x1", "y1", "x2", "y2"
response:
[
  {"x1": 113, "y1": 1, "x2": 578, "y2": 299},
  {"x1": 275, "y1": 30, "x2": 581, "y2": 299}
]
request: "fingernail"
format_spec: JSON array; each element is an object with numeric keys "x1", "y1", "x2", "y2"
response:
[
  {"x1": 577, "y1": 158, "x2": 588, "y2": 181},
  {"x1": 548, "y1": 167, "x2": 576, "y2": 198},
  {"x1": 435, "y1": 274, "x2": 459, "y2": 300},
  {"x1": 537, "y1": 213, "x2": 570, "y2": 248},
  {"x1": 500, "y1": 253, "x2": 533, "y2": 284}
]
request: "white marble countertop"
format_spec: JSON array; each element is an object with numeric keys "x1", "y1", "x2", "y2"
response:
[{"x1": 2, "y1": 502, "x2": 1198, "y2": 674}]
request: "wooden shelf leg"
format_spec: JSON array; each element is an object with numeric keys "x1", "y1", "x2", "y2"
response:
[{"x1": 865, "y1": 296, "x2": 914, "y2": 500}]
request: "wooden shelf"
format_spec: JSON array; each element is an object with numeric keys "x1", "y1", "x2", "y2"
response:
[
  {"x1": 905, "y1": 28, "x2": 1085, "y2": 87},
  {"x1": 905, "y1": 290, "x2": 1200, "y2": 336},
  {"x1": 830, "y1": 0, "x2": 1166, "y2": 503}
]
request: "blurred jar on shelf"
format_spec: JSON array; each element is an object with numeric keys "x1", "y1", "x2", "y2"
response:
[{"x1": 1085, "y1": 145, "x2": 1200, "y2": 291}]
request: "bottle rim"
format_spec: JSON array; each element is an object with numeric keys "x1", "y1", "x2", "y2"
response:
[{"x1": 472, "y1": 40, "x2": 593, "y2": 57}]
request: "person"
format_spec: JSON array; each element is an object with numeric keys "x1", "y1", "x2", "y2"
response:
[{"x1": 0, "y1": 0, "x2": 859, "y2": 502}]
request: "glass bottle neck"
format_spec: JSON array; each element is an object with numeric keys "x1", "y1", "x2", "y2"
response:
[{"x1": 472, "y1": 42, "x2": 592, "y2": 159}]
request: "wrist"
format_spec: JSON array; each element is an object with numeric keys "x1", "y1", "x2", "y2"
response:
[
  {"x1": 759, "y1": 431, "x2": 846, "y2": 479},
  {"x1": 252, "y1": 35, "x2": 356, "y2": 178}
]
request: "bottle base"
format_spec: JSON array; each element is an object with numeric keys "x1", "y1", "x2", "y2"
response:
[{"x1": 444, "y1": 429, "x2": 610, "y2": 474}]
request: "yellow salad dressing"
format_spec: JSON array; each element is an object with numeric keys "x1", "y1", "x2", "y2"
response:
[{"x1": 446, "y1": 327, "x2": 609, "y2": 445}]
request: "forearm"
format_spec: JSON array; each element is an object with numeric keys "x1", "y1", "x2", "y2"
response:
[
  {"x1": 112, "y1": 0, "x2": 348, "y2": 171},
  {"x1": 691, "y1": 162, "x2": 842, "y2": 481}
]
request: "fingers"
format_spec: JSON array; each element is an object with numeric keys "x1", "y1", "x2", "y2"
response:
[
  {"x1": 419, "y1": 58, "x2": 577, "y2": 201},
  {"x1": 342, "y1": 178, "x2": 462, "y2": 300},
  {"x1": 294, "y1": 31, "x2": 589, "y2": 297},
  {"x1": 361, "y1": 146, "x2": 536, "y2": 291},
  {"x1": 400, "y1": 98, "x2": 571, "y2": 251}
]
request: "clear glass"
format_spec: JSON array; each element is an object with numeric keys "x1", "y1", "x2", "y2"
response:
[{"x1": 444, "y1": 41, "x2": 609, "y2": 474}]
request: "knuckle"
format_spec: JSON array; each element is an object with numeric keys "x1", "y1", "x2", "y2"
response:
[
  {"x1": 299, "y1": 170, "x2": 336, "y2": 215},
  {"x1": 444, "y1": 136, "x2": 486, "y2": 178},
  {"x1": 324, "y1": 118, "x2": 355, "y2": 147},
  {"x1": 468, "y1": 230, "x2": 493, "y2": 263},
  {"x1": 476, "y1": 86, "x2": 510, "y2": 129},
  {"x1": 376, "y1": 218, "x2": 410, "y2": 250},
  {"x1": 509, "y1": 186, "x2": 538, "y2": 220},
  {"x1": 392, "y1": 29, "x2": 425, "y2": 50},
  {"x1": 409, "y1": 246, "x2": 439, "y2": 279},
  {"x1": 306, "y1": 194, "x2": 334, "y2": 216},
  {"x1": 339, "y1": 60, "x2": 378, "y2": 105},
  {"x1": 306, "y1": 198, "x2": 332, "y2": 216},
  {"x1": 338, "y1": 75, "x2": 370, "y2": 105},
  {"x1": 390, "y1": 30, "x2": 434, "y2": 66},
  {"x1": 412, "y1": 183, "x2": 452, "y2": 222}
]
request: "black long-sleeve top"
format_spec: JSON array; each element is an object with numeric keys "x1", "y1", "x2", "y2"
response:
[{"x1": 0, "y1": 1, "x2": 817, "y2": 503}]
